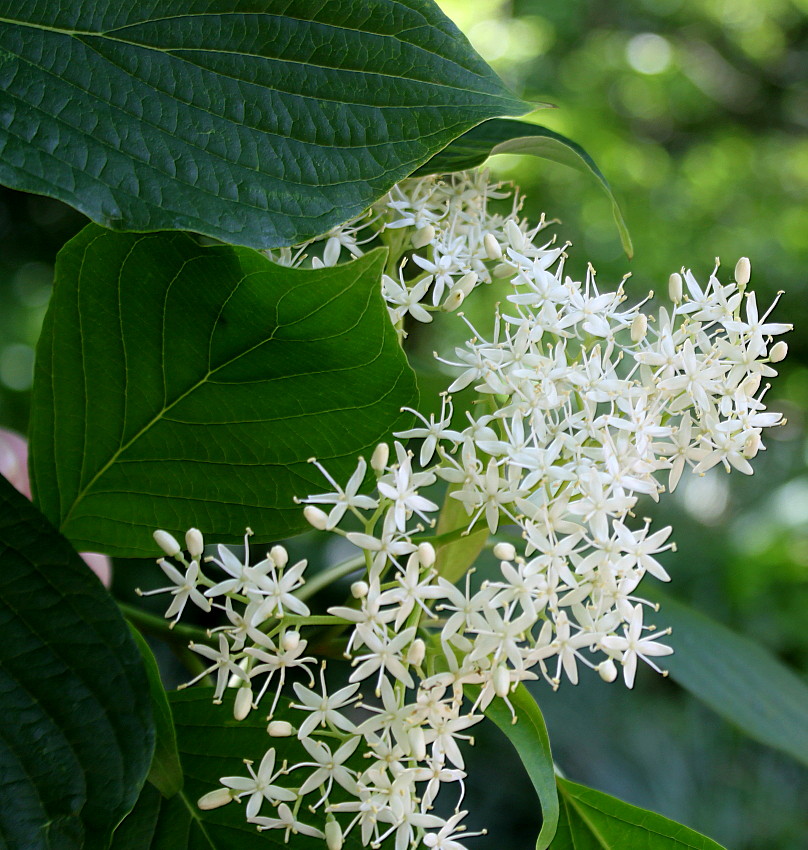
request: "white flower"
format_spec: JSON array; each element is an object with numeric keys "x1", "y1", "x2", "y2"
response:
[
  {"x1": 220, "y1": 748, "x2": 296, "y2": 819},
  {"x1": 250, "y1": 802, "x2": 325, "y2": 840},
  {"x1": 302, "y1": 457, "x2": 378, "y2": 529},
  {"x1": 600, "y1": 604, "x2": 673, "y2": 688},
  {"x1": 138, "y1": 557, "x2": 211, "y2": 622}
]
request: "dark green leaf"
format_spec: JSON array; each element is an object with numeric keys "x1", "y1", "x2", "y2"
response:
[
  {"x1": 129, "y1": 627, "x2": 183, "y2": 798},
  {"x1": 644, "y1": 587, "x2": 808, "y2": 769},
  {"x1": 111, "y1": 689, "x2": 373, "y2": 849},
  {"x1": 29, "y1": 226, "x2": 418, "y2": 557},
  {"x1": 0, "y1": 476, "x2": 153, "y2": 850},
  {"x1": 552, "y1": 778, "x2": 726, "y2": 849},
  {"x1": 415, "y1": 118, "x2": 633, "y2": 258},
  {"x1": 0, "y1": 1, "x2": 530, "y2": 248},
  {"x1": 466, "y1": 684, "x2": 559, "y2": 849}
]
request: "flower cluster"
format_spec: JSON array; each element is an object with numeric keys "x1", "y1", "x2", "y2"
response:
[{"x1": 145, "y1": 169, "x2": 790, "y2": 849}]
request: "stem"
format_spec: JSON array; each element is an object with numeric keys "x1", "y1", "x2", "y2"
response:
[
  {"x1": 297, "y1": 556, "x2": 366, "y2": 601},
  {"x1": 119, "y1": 601, "x2": 212, "y2": 644}
]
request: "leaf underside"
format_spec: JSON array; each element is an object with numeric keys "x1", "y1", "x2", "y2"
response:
[
  {"x1": 0, "y1": 477, "x2": 154, "y2": 850},
  {"x1": 0, "y1": 0, "x2": 530, "y2": 248},
  {"x1": 29, "y1": 226, "x2": 418, "y2": 557}
]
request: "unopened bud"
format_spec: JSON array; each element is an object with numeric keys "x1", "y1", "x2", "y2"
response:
[
  {"x1": 505, "y1": 219, "x2": 525, "y2": 251},
  {"x1": 185, "y1": 528, "x2": 204, "y2": 559},
  {"x1": 484, "y1": 232, "x2": 503, "y2": 260},
  {"x1": 304, "y1": 505, "x2": 329, "y2": 530},
  {"x1": 234, "y1": 687, "x2": 253, "y2": 721},
  {"x1": 412, "y1": 224, "x2": 436, "y2": 249},
  {"x1": 742, "y1": 373, "x2": 762, "y2": 396},
  {"x1": 268, "y1": 720, "x2": 295, "y2": 737},
  {"x1": 325, "y1": 819, "x2": 344, "y2": 850},
  {"x1": 630, "y1": 313, "x2": 648, "y2": 343},
  {"x1": 153, "y1": 529, "x2": 182, "y2": 557},
  {"x1": 734, "y1": 256, "x2": 751, "y2": 286},
  {"x1": 323, "y1": 236, "x2": 341, "y2": 267},
  {"x1": 282, "y1": 630, "x2": 300, "y2": 651},
  {"x1": 493, "y1": 665, "x2": 511, "y2": 698},
  {"x1": 408, "y1": 725, "x2": 426, "y2": 761},
  {"x1": 351, "y1": 580, "x2": 369, "y2": 599},
  {"x1": 371, "y1": 442, "x2": 389, "y2": 473},
  {"x1": 442, "y1": 289, "x2": 465, "y2": 312},
  {"x1": 407, "y1": 638, "x2": 426, "y2": 667},
  {"x1": 598, "y1": 659, "x2": 618, "y2": 683},
  {"x1": 770, "y1": 341, "x2": 788, "y2": 363},
  {"x1": 270, "y1": 545, "x2": 288, "y2": 568},
  {"x1": 743, "y1": 433, "x2": 761, "y2": 459},
  {"x1": 668, "y1": 272, "x2": 683, "y2": 303},
  {"x1": 493, "y1": 262, "x2": 512, "y2": 278},
  {"x1": 417, "y1": 542, "x2": 436, "y2": 568},
  {"x1": 198, "y1": 788, "x2": 233, "y2": 810},
  {"x1": 492, "y1": 541, "x2": 516, "y2": 561}
]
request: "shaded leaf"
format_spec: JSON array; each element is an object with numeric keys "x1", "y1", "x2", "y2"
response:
[
  {"x1": 0, "y1": 1, "x2": 530, "y2": 248},
  {"x1": 0, "y1": 476, "x2": 153, "y2": 850},
  {"x1": 415, "y1": 118, "x2": 632, "y2": 257},
  {"x1": 467, "y1": 684, "x2": 559, "y2": 849},
  {"x1": 552, "y1": 777, "x2": 726, "y2": 849},
  {"x1": 645, "y1": 587, "x2": 808, "y2": 769},
  {"x1": 29, "y1": 226, "x2": 418, "y2": 557},
  {"x1": 129, "y1": 627, "x2": 183, "y2": 798}
]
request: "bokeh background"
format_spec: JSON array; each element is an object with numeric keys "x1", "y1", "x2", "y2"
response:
[{"x1": 0, "y1": 0, "x2": 806, "y2": 846}]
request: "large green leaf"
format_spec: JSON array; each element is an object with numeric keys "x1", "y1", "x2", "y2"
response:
[
  {"x1": 111, "y1": 689, "x2": 370, "y2": 849},
  {"x1": 551, "y1": 778, "x2": 726, "y2": 849},
  {"x1": 0, "y1": 1, "x2": 530, "y2": 249},
  {"x1": 645, "y1": 587, "x2": 808, "y2": 769},
  {"x1": 0, "y1": 476, "x2": 153, "y2": 850},
  {"x1": 29, "y1": 226, "x2": 418, "y2": 557},
  {"x1": 414, "y1": 118, "x2": 633, "y2": 258},
  {"x1": 467, "y1": 683, "x2": 559, "y2": 849},
  {"x1": 129, "y1": 627, "x2": 184, "y2": 798}
]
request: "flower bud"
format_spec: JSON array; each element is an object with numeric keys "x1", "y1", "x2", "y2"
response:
[
  {"x1": 412, "y1": 223, "x2": 436, "y2": 249},
  {"x1": 325, "y1": 818, "x2": 344, "y2": 850},
  {"x1": 282, "y1": 630, "x2": 300, "y2": 651},
  {"x1": 630, "y1": 313, "x2": 648, "y2": 343},
  {"x1": 323, "y1": 236, "x2": 341, "y2": 267},
  {"x1": 742, "y1": 374, "x2": 762, "y2": 396},
  {"x1": 492, "y1": 541, "x2": 516, "y2": 562},
  {"x1": 153, "y1": 529, "x2": 182, "y2": 557},
  {"x1": 270, "y1": 545, "x2": 288, "y2": 568},
  {"x1": 407, "y1": 638, "x2": 426, "y2": 667},
  {"x1": 734, "y1": 256, "x2": 751, "y2": 286},
  {"x1": 371, "y1": 442, "x2": 389, "y2": 473},
  {"x1": 668, "y1": 272, "x2": 683, "y2": 303},
  {"x1": 598, "y1": 659, "x2": 618, "y2": 683},
  {"x1": 442, "y1": 289, "x2": 465, "y2": 312},
  {"x1": 185, "y1": 528, "x2": 204, "y2": 560},
  {"x1": 493, "y1": 262, "x2": 512, "y2": 279},
  {"x1": 408, "y1": 725, "x2": 427, "y2": 761},
  {"x1": 268, "y1": 720, "x2": 295, "y2": 737},
  {"x1": 351, "y1": 580, "x2": 369, "y2": 599},
  {"x1": 198, "y1": 788, "x2": 233, "y2": 810},
  {"x1": 505, "y1": 219, "x2": 525, "y2": 251},
  {"x1": 770, "y1": 341, "x2": 788, "y2": 363},
  {"x1": 417, "y1": 541, "x2": 436, "y2": 568},
  {"x1": 304, "y1": 505, "x2": 329, "y2": 530},
  {"x1": 234, "y1": 686, "x2": 253, "y2": 721},
  {"x1": 493, "y1": 665, "x2": 510, "y2": 698},
  {"x1": 484, "y1": 232, "x2": 503, "y2": 260}
]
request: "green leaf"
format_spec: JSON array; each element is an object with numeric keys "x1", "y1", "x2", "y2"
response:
[
  {"x1": 466, "y1": 684, "x2": 559, "y2": 849},
  {"x1": 0, "y1": 476, "x2": 153, "y2": 850},
  {"x1": 644, "y1": 587, "x2": 808, "y2": 769},
  {"x1": 29, "y1": 226, "x2": 418, "y2": 557},
  {"x1": 129, "y1": 627, "x2": 183, "y2": 798},
  {"x1": 111, "y1": 689, "x2": 372, "y2": 849},
  {"x1": 552, "y1": 777, "x2": 726, "y2": 849},
  {"x1": 0, "y1": 1, "x2": 530, "y2": 249},
  {"x1": 434, "y1": 483, "x2": 488, "y2": 584},
  {"x1": 415, "y1": 118, "x2": 633, "y2": 258}
]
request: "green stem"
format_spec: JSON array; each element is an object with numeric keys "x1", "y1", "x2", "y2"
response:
[{"x1": 119, "y1": 601, "x2": 212, "y2": 644}]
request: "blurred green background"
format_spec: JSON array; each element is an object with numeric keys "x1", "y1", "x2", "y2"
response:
[{"x1": 0, "y1": 0, "x2": 806, "y2": 846}]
